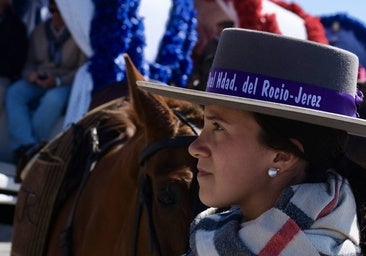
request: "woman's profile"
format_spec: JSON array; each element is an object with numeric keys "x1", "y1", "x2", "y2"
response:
[{"x1": 138, "y1": 28, "x2": 366, "y2": 255}]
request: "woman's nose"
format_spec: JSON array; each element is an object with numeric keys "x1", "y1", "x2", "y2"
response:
[{"x1": 188, "y1": 136, "x2": 209, "y2": 158}]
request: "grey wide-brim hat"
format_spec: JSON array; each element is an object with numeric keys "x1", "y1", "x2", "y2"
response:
[{"x1": 137, "y1": 28, "x2": 366, "y2": 137}]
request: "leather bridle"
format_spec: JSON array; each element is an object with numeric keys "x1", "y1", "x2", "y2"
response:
[{"x1": 60, "y1": 125, "x2": 128, "y2": 256}]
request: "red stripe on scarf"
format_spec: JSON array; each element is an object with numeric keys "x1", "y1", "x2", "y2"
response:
[
  {"x1": 258, "y1": 219, "x2": 300, "y2": 256},
  {"x1": 318, "y1": 179, "x2": 339, "y2": 218}
]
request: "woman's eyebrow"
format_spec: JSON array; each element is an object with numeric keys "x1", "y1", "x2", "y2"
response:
[{"x1": 205, "y1": 114, "x2": 229, "y2": 124}]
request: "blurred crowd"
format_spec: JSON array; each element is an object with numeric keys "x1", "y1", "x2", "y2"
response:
[{"x1": 0, "y1": 0, "x2": 86, "y2": 177}]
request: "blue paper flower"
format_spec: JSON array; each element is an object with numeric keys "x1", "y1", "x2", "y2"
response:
[{"x1": 89, "y1": 0, "x2": 197, "y2": 93}]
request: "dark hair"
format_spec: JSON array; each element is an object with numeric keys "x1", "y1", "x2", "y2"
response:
[
  {"x1": 253, "y1": 112, "x2": 366, "y2": 252},
  {"x1": 253, "y1": 113, "x2": 347, "y2": 181},
  {"x1": 216, "y1": 20, "x2": 234, "y2": 29}
]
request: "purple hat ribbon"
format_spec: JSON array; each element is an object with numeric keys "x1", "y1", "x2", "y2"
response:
[
  {"x1": 206, "y1": 68, "x2": 362, "y2": 118},
  {"x1": 355, "y1": 88, "x2": 364, "y2": 117}
]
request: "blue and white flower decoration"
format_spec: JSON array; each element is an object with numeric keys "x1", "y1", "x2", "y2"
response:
[{"x1": 89, "y1": 0, "x2": 197, "y2": 92}]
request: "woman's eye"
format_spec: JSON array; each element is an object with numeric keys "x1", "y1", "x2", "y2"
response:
[{"x1": 212, "y1": 122, "x2": 224, "y2": 131}]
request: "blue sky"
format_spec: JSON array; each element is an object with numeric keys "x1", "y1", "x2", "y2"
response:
[{"x1": 288, "y1": 0, "x2": 366, "y2": 24}]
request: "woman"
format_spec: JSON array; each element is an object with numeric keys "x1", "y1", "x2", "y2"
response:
[{"x1": 138, "y1": 28, "x2": 366, "y2": 255}]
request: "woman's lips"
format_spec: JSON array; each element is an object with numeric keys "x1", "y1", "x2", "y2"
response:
[{"x1": 197, "y1": 167, "x2": 211, "y2": 178}]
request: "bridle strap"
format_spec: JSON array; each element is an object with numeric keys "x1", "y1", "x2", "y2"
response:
[
  {"x1": 172, "y1": 109, "x2": 201, "y2": 136},
  {"x1": 60, "y1": 126, "x2": 127, "y2": 256},
  {"x1": 139, "y1": 105, "x2": 200, "y2": 166},
  {"x1": 132, "y1": 173, "x2": 162, "y2": 256},
  {"x1": 143, "y1": 175, "x2": 160, "y2": 256},
  {"x1": 139, "y1": 136, "x2": 197, "y2": 166},
  {"x1": 131, "y1": 173, "x2": 147, "y2": 256}
]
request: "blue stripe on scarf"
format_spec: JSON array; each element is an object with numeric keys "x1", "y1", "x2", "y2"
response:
[
  {"x1": 195, "y1": 208, "x2": 242, "y2": 232},
  {"x1": 275, "y1": 187, "x2": 314, "y2": 230},
  {"x1": 214, "y1": 217, "x2": 255, "y2": 255}
]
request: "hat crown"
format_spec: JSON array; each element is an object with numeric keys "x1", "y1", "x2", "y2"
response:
[
  {"x1": 137, "y1": 28, "x2": 366, "y2": 137},
  {"x1": 211, "y1": 28, "x2": 359, "y2": 95}
]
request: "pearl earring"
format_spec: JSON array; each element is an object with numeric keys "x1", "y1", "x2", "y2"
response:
[{"x1": 267, "y1": 168, "x2": 279, "y2": 178}]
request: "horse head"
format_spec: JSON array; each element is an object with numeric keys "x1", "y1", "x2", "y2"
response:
[
  {"x1": 40, "y1": 55, "x2": 205, "y2": 256},
  {"x1": 124, "y1": 54, "x2": 205, "y2": 255}
]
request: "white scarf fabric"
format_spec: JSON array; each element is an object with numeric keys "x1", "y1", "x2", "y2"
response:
[{"x1": 186, "y1": 171, "x2": 360, "y2": 255}]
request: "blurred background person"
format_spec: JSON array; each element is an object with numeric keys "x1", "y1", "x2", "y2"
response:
[
  {"x1": 5, "y1": 0, "x2": 87, "y2": 176},
  {"x1": 189, "y1": 20, "x2": 234, "y2": 91},
  {"x1": 0, "y1": 0, "x2": 28, "y2": 113}
]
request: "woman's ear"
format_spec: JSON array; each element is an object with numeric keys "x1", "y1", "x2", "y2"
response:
[
  {"x1": 273, "y1": 138, "x2": 305, "y2": 174},
  {"x1": 273, "y1": 151, "x2": 298, "y2": 170}
]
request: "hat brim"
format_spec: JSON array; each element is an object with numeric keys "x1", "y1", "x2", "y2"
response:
[{"x1": 137, "y1": 81, "x2": 366, "y2": 137}]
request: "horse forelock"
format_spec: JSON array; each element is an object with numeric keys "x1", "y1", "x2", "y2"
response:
[
  {"x1": 164, "y1": 98, "x2": 203, "y2": 135},
  {"x1": 164, "y1": 97, "x2": 204, "y2": 134}
]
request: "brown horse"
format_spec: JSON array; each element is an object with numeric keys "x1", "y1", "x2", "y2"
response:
[{"x1": 12, "y1": 55, "x2": 205, "y2": 256}]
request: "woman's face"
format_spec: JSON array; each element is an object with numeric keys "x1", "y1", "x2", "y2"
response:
[{"x1": 189, "y1": 105, "x2": 280, "y2": 216}]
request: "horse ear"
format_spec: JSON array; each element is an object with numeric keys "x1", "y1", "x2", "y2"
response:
[{"x1": 123, "y1": 54, "x2": 177, "y2": 139}]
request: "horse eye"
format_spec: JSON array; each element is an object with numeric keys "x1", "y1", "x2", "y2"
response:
[{"x1": 157, "y1": 185, "x2": 177, "y2": 207}]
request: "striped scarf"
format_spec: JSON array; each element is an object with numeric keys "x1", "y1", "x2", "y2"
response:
[{"x1": 186, "y1": 171, "x2": 360, "y2": 256}]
